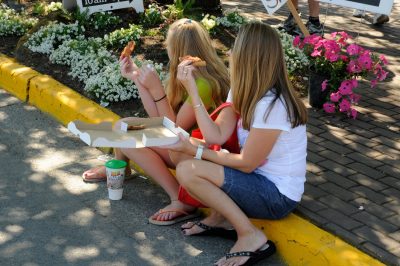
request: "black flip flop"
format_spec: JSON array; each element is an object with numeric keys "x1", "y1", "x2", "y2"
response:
[
  {"x1": 224, "y1": 240, "x2": 276, "y2": 266},
  {"x1": 182, "y1": 221, "x2": 237, "y2": 240}
]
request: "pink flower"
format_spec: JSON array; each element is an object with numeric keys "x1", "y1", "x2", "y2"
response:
[
  {"x1": 293, "y1": 36, "x2": 301, "y2": 47},
  {"x1": 339, "y1": 98, "x2": 351, "y2": 112},
  {"x1": 379, "y1": 54, "x2": 388, "y2": 65},
  {"x1": 370, "y1": 79, "x2": 377, "y2": 88},
  {"x1": 346, "y1": 44, "x2": 361, "y2": 56},
  {"x1": 330, "y1": 92, "x2": 341, "y2": 102},
  {"x1": 349, "y1": 108, "x2": 358, "y2": 119},
  {"x1": 326, "y1": 53, "x2": 339, "y2": 62},
  {"x1": 304, "y1": 34, "x2": 323, "y2": 45},
  {"x1": 323, "y1": 102, "x2": 336, "y2": 113},
  {"x1": 358, "y1": 53, "x2": 373, "y2": 70},
  {"x1": 338, "y1": 80, "x2": 353, "y2": 95},
  {"x1": 350, "y1": 93, "x2": 361, "y2": 103},
  {"x1": 377, "y1": 70, "x2": 388, "y2": 81},
  {"x1": 347, "y1": 60, "x2": 362, "y2": 73},
  {"x1": 350, "y1": 79, "x2": 358, "y2": 88},
  {"x1": 311, "y1": 49, "x2": 322, "y2": 57},
  {"x1": 340, "y1": 55, "x2": 349, "y2": 62},
  {"x1": 338, "y1": 31, "x2": 350, "y2": 40},
  {"x1": 321, "y1": 79, "x2": 328, "y2": 91}
]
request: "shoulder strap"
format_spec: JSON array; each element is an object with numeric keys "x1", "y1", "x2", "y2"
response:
[{"x1": 209, "y1": 102, "x2": 233, "y2": 119}]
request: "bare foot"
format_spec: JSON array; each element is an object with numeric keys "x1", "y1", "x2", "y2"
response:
[
  {"x1": 182, "y1": 211, "x2": 233, "y2": 235},
  {"x1": 82, "y1": 165, "x2": 131, "y2": 183},
  {"x1": 151, "y1": 200, "x2": 197, "y2": 222},
  {"x1": 215, "y1": 227, "x2": 267, "y2": 266}
]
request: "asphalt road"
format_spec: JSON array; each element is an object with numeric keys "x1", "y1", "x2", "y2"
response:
[{"x1": 0, "y1": 89, "x2": 286, "y2": 266}]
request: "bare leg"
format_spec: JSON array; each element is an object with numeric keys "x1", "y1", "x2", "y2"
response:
[
  {"x1": 120, "y1": 147, "x2": 195, "y2": 221},
  {"x1": 308, "y1": 0, "x2": 320, "y2": 17},
  {"x1": 181, "y1": 209, "x2": 233, "y2": 235},
  {"x1": 82, "y1": 118, "x2": 139, "y2": 181},
  {"x1": 176, "y1": 160, "x2": 268, "y2": 265}
]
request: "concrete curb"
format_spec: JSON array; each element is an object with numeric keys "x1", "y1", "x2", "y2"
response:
[{"x1": 0, "y1": 53, "x2": 384, "y2": 266}]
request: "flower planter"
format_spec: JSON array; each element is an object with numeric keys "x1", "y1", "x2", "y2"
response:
[{"x1": 308, "y1": 70, "x2": 329, "y2": 109}]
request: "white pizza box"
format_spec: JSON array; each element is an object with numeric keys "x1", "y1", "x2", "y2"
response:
[{"x1": 67, "y1": 117, "x2": 189, "y2": 148}]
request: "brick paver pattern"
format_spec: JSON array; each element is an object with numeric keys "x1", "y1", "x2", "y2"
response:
[{"x1": 220, "y1": 1, "x2": 400, "y2": 265}]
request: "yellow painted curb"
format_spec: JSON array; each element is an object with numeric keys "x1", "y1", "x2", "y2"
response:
[
  {"x1": 29, "y1": 74, "x2": 120, "y2": 126},
  {"x1": 0, "y1": 53, "x2": 384, "y2": 266},
  {"x1": 252, "y1": 215, "x2": 384, "y2": 266},
  {"x1": 0, "y1": 55, "x2": 39, "y2": 101}
]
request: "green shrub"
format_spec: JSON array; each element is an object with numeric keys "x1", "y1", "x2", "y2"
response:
[
  {"x1": 73, "y1": 9, "x2": 121, "y2": 30},
  {"x1": 33, "y1": 1, "x2": 64, "y2": 16},
  {"x1": 104, "y1": 24, "x2": 143, "y2": 48},
  {"x1": 140, "y1": 3, "x2": 164, "y2": 27},
  {"x1": 162, "y1": 0, "x2": 195, "y2": 20}
]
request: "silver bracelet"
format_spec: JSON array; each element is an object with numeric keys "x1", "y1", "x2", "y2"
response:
[
  {"x1": 194, "y1": 144, "x2": 204, "y2": 160},
  {"x1": 193, "y1": 103, "x2": 203, "y2": 109}
]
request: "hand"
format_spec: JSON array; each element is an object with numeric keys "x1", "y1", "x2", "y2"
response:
[
  {"x1": 177, "y1": 60, "x2": 198, "y2": 95},
  {"x1": 137, "y1": 64, "x2": 164, "y2": 95},
  {"x1": 162, "y1": 133, "x2": 195, "y2": 155},
  {"x1": 120, "y1": 57, "x2": 139, "y2": 82}
]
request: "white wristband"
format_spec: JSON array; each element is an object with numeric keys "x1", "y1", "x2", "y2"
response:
[{"x1": 194, "y1": 144, "x2": 204, "y2": 160}]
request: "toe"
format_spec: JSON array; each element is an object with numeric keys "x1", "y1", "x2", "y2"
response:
[{"x1": 181, "y1": 221, "x2": 195, "y2": 229}]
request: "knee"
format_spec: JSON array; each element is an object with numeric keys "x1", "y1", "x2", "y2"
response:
[
  {"x1": 169, "y1": 150, "x2": 180, "y2": 165},
  {"x1": 176, "y1": 160, "x2": 197, "y2": 187}
]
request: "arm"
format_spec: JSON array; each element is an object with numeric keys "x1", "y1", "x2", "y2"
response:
[
  {"x1": 120, "y1": 57, "x2": 159, "y2": 117},
  {"x1": 136, "y1": 64, "x2": 176, "y2": 121},
  {"x1": 174, "y1": 128, "x2": 281, "y2": 173},
  {"x1": 177, "y1": 61, "x2": 237, "y2": 144}
]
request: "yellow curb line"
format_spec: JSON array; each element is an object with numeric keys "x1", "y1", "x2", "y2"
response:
[{"x1": 0, "y1": 53, "x2": 384, "y2": 266}]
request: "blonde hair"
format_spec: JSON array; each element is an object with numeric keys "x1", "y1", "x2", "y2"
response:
[
  {"x1": 231, "y1": 21, "x2": 308, "y2": 130},
  {"x1": 165, "y1": 18, "x2": 230, "y2": 112}
]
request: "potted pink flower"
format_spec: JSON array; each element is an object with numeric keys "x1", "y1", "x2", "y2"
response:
[{"x1": 293, "y1": 31, "x2": 388, "y2": 119}]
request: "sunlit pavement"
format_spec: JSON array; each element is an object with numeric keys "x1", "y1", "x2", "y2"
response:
[{"x1": 0, "y1": 89, "x2": 286, "y2": 265}]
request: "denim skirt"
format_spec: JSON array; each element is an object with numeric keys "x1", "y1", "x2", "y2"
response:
[{"x1": 221, "y1": 166, "x2": 298, "y2": 220}]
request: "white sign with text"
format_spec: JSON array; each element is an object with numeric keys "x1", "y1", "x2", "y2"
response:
[
  {"x1": 63, "y1": 0, "x2": 144, "y2": 15},
  {"x1": 260, "y1": 0, "x2": 288, "y2": 14},
  {"x1": 319, "y1": 0, "x2": 393, "y2": 15}
]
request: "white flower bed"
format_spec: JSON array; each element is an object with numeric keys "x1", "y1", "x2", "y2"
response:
[
  {"x1": 47, "y1": 34, "x2": 166, "y2": 105},
  {"x1": 85, "y1": 58, "x2": 164, "y2": 106},
  {"x1": 50, "y1": 38, "x2": 114, "y2": 82},
  {"x1": 25, "y1": 21, "x2": 84, "y2": 54},
  {"x1": 0, "y1": 4, "x2": 38, "y2": 36}
]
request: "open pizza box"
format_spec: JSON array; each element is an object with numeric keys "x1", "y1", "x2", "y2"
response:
[{"x1": 67, "y1": 117, "x2": 189, "y2": 148}]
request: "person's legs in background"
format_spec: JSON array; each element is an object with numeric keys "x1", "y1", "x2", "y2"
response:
[
  {"x1": 353, "y1": 9, "x2": 389, "y2": 25},
  {"x1": 306, "y1": 0, "x2": 322, "y2": 34},
  {"x1": 278, "y1": 0, "x2": 298, "y2": 33},
  {"x1": 278, "y1": 0, "x2": 323, "y2": 35},
  {"x1": 372, "y1": 13, "x2": 389, "y2": 25}
]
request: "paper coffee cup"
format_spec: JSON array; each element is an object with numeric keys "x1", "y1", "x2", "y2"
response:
[{"x1": 105, "y1": 160, "x2": 127, "y2": 200}]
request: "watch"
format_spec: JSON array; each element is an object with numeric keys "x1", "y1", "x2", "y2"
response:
[{"x1": 194, "y1": 144, "x2": 204, "y2": 160}]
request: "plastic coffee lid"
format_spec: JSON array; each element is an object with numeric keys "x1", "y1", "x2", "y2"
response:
[{"x1": 105, "y1": 159, "x2": 127, "y2": 169}]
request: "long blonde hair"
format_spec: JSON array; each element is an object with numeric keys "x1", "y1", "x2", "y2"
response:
[
  {"x1": 165, "y1": 18, "x2": 230, "y2": 112},
  {"x1": 231, "y1": 21, "x2": 308, "y2": 130}
]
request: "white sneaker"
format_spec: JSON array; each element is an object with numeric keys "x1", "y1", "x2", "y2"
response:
[
  {"x1": 353, "y1": 9, "x2": 366, "y2": 18},
  {"x1": 372, "y1": 14, "x2": 389, "y2": 25}
]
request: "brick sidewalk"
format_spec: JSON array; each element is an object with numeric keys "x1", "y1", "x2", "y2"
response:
[{"x1": 219, "y1": 1, "x2": 400, "y2": 265}]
